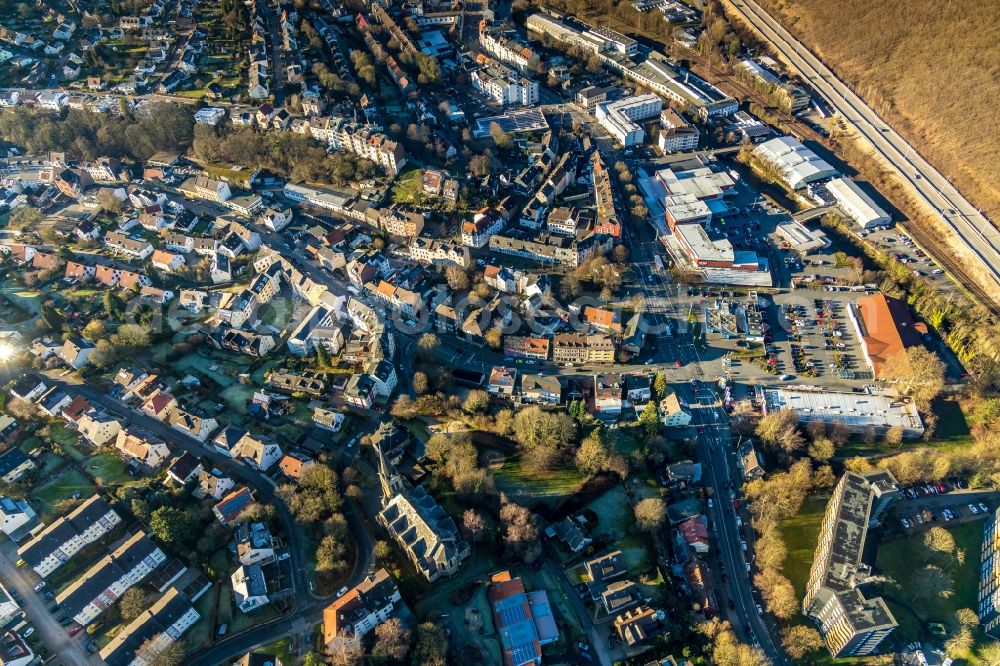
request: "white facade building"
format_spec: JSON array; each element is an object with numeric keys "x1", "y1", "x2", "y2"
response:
[
  {"x1": 826, "y1": 178, "x2": 891, "y2": 229},
  {"x1": 595, "y1": 94, "x2": 662, "y2": 147}
]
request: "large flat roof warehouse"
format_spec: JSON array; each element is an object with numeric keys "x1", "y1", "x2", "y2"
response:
[
  {"x1": 826, "y1": 178, "x2": 892, "y2": 229},
  {"x1": 674, "y1": 223, "x2": 734, "y2": 264},
  {"x1": 474, "y1": 108, "x2": 549, "y2": 137},
  {"x1": 758, "y1": 386, "x2": 924, "y2": 437},
  {"x1": 656, "y1": 165, "x2": 735, "y2": 201},
  {"x1": 754, "y1": 136, "x2": 838, "y2": 189},
  {"x1": 776, "y1": 220, "x2": 831, "y2": 254}
]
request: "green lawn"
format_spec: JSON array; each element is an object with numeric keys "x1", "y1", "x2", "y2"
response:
[
  {"x1": 86, "y1": 452, "x2": 133, "y2": 487},
  {"x1": 390, "y1": 167, "x2": 434, "y2": 207},
  {"x1": 256, "y1": 638, "x2": 295, "y2": 665},
  {"x1": 29, "y1": 468, "x2": 95, "y2": 520},
  {"x1": 877, "y1": 521, "x2": 984, "y2": 649},
  {"x1": 779, "y1": 495, "x2": 828, "y2": 601},
  {"x1": 583, "y1": 486, "x2": 632, "y2": 542},
  {"x1": 493, "y1": 456, "x2": 586, "y2": 507},
  {"x1": 48, "y1": 423, "x2": 86, "y2": 461}
]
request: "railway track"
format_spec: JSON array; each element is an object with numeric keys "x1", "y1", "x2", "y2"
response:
[{"x1": 726, "y1": 0, "x2": 1000, "y2": 306}]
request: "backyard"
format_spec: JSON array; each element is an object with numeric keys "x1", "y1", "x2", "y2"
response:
[{"x1": 28, "y1": 467, "x2": 95, "y2": 520}]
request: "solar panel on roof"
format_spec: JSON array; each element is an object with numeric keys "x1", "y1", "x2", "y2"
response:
[{"x1": 509, "y1": 643, "x2": 537, "y2": 666}]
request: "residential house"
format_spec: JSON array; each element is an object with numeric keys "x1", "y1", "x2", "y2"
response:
[
  {"x1": 614, "y1": 605, "x2": 665, "y2": 648},
  {"x1": 277, "y1": 452, "x2": 316, "y2": 482},
  {"x1": 0, "y1": 496, "x2": 38, "y2": 538},
  {"x1": 547, "y1": 516, "x2": 593, "y2": 553},
  {"x1": 232, "y1": 564, "x2": 269, "y2": 613},
  {"x1": 115, "y1": 427, "x2": 172, "y2": 468},
  {"x1": 212, "y1": 428, "x2": 282, "y2": 471},
  {"x1": 235, "y1": 522, "x2": 275, "y2": 566},
  {"x1": 166, "y1": 452, "x2": 202, "y2": 485},
  {"x1": 601, "y1": 579, "x2": 640, "y2": 615},
  {"x1": 196, "y1": 470, "x2": 235, "y2": 501},
  {"x1": 487, "y1": 366, "x2": 516, "y2": 398},
  {"x1": 659, "y1": 393, "x2": 692, "y2": 427},
  {"x1": 212, "y1": 487, "x2": 257, "y2": 525},
  {"x1": 58, "y1": 337, "x2": 95, "y2": 369},
  {"x1": 151, "y1": 249, "x2": 185, "y2": 272},
  {"x1": 142, "y1": 392, "x2": 178, "y2": 421},
  {"x1": 77, "y1": 411, "x2": 123, "y2": 447},
  {"x1": 10, "y1": 374, "x2": 47, "y2": 402},
  {"x1": 519, "y1": 374, "x2": 561, "y2": 405},
  {"x1": 167, "y1": 407, "x2": 218, "y2": 442}
]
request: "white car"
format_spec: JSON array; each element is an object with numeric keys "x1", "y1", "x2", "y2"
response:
[
  {"x1": 336, "y1": 586, "x2": 349, "y2": 598},
  {"x1": 20, "y1": 627, "x2": 33, "y2": 638}
]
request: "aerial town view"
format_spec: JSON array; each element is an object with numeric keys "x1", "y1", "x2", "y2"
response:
[{"x1": 0, "y1": 0, "x2": 997, "y2": 664}]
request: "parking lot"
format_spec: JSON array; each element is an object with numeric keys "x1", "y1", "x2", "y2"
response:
[{"x1": 888, "y1": 481, "x2": 996, "y2": 536}]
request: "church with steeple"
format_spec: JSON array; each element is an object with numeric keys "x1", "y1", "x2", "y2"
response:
[{"x1": 375, "y1": 437, "x2": 470, "y2": 582}]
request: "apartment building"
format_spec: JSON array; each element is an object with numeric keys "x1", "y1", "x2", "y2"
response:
[
  {"x1": 322, "y1": 569, "x2": 402, "y2": 649},
  {"x1": 658, "y1": 109, "x2": 700, "y2": 153},
  {"x1": 803, "y1": 471, "x2": 899, "y2": 657},
  {"x1": 979, "y1": 508, "x2": 1000, "y2": 638},
  {"x1": 99, "y1": 587, "x2": 200, "y2": 666},
  {"x1": 470, "y1": 54, "x2": 539, "y2": 106},
  {"x1": 17, "y1": 495, "x2": 122, "y2": 578},
  {"x1": 57, "y1": 531, "x2": 167, "y2": 625},
  {"x1": 478, "y1": 21, "x2": 538, "y2": 72},
  {"x1": 596, "y1": 94, "x2": 662, "y2": 147}
]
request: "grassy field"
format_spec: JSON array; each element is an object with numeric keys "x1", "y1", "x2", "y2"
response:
[
  {"x1": 754, "y1": 0, "x2": 1000, "y2": 225},
  {"x1": 877, "y1": 521, "x2": 984, "y2": 650},
  {"x1": 493, "y1": 456, "x2": 586, "y2": 507},
  {"x1": 29, "y1": 468, "x2": 95, "y2": 520},
  {"x1": 778, "y1": 495, "x2": 828, "y2": 600}
]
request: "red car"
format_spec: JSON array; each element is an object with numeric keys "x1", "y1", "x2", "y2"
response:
[
  {"x1": 675, "y1": 359, "x2": 682, "y2": 367},
  {"x1": 68, "y1": 625, "x2": 82, "y2": 636}
]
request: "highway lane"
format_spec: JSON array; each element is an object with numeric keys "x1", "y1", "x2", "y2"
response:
[{"x1": 726, "y1": 0, "x2": 1000, "y2": 293}]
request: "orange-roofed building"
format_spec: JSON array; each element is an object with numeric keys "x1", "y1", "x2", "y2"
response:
[
  {"x1": 583, "y1": 306, "x2": 622, "y2": 334},
  {"x1": 848, "y1": 293, "x2": 929, "y2": 378},
  {"x1": 60, "y1": 395, "x2": 91, "y2": 422},
  {"x1": 277, "y1": 452, "x2": 316, "y2": 481},
  {"x1": 488, "y1": 571, "x2": 559, "y2": 666},
  {"x1": 322, "y1": 569, "x2": 402, "y2": 649}
]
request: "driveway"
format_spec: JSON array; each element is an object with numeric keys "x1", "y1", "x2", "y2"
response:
[{"x1": 0, "y1": 544, "x2": 91, "y2": 666}]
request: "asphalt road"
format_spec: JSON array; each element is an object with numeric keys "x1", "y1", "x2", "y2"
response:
[
  {"x1": 44, "y1": 376, "x2": 375, "y2": 664},
  {"x1": 726, "y1": 0, "x2": 1000, "y2": 292},
  {"x1": 0, "y1": 544, "x2": 92, "y2": 666},
  {"x1": 685, "y1": 381, "x2": 787, "y2": 663}
]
